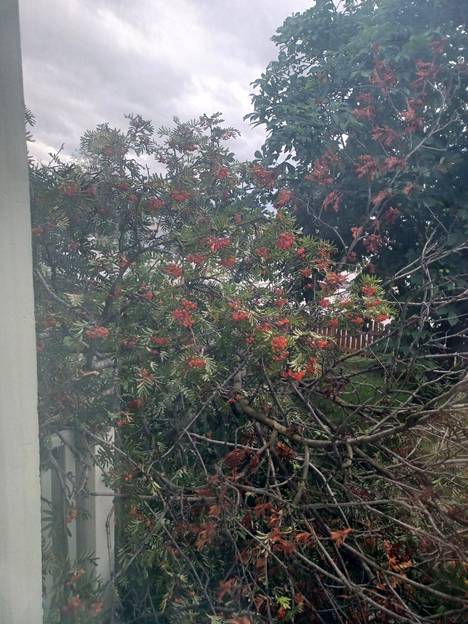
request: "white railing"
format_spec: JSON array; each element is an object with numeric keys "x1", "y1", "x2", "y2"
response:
[{"x1": 41, "y1": 430, "x2": 114, "y2": 611}]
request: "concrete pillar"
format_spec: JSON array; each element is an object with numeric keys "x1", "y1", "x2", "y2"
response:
[{"x1": 0, "y1": 1, "x2": 43, "y2": 622}]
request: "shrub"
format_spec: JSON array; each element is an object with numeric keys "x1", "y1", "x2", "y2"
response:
[{"x1": 32, "y1": 112, "x2": 466, "y2": 622}]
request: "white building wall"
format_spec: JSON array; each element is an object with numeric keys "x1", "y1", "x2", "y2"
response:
[{"x1": 0, "y1": 1, "x2": 43, "y2": 622}]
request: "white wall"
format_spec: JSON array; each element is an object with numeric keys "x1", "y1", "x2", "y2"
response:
[{"x1": 0, "y1": 1, "x2": 43, "y2": 622}]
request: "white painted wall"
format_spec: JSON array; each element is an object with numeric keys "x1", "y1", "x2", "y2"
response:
[{"x1": 0, "y1": 1, "x2": 43, "y2": 622}]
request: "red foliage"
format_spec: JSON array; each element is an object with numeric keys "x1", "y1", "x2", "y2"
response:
[
  {"x1": 172, "y1": 308, "x2": 194, "y2": 328},
  {"x1": 85, "y1": 326, "x2": 109, "y2": 340},
  {"x1": 362, "y1": 234, "x2": 383, "y2": 253},
  {"x1": 271, "y1": 335, "x2": 288, "y2": 351},
  {"x1": 382, "y1": 156, "x2": 406, "y2": 173},
  {"x1": 186, "y1": 357, "x2": 206, "y2": 369},
  {"x1": 276, "y1": 188, "x2": 294, "y2": 207},
  {"x1": 224, "y1": 448, "x2": 251, "y2": 469},
  {"x1": 330, "y1": 527, "x2": 352, "y2": 546},
  {"x1": 251, "y1": 163, "x2": 276, "y2": 188},
  {"x1": 215, "y1": 165, "x2": 230, "y2": 180},
  {"x1": 170, "y1": 190, "x2": 191, "y2": 202},
  {"x1": 255, "y1": 246, "x2": 270, "y2": 259},
  {"x1": 352, "y1": 105, "x2": 375, "y2": 120},
  {"x1": 232, "y1": 309, "x2": 249, "y2": 321},
  {"x1": 355, "y1": 154, "x2": 379, "y2": 179},
  {"x1": 372, "y1": 125, "x2": 399, "y2": 146},
  {"x1": 383, "y1": 207, "x2": 400, "y2": 224},
  {"x1": 164, "y1": 263, "x2": 184, "y2": 278},
  {"x1": 186, "y1": 253, "x2": 206, "y2": 265},
  {"x1": 275, "y1": 441, "x2": 297, "y2": 458},
  {"x1": 195, "y1": 522, "x2": 217, "y2": 550},
  {"x1": 306, "y1": 157, "x2": 333, "y2": 185},
  {"x1": 220, "y1": 256, "x2": 237, "y2": 268},
  {"x1": 206, "y1": 236, "x2": 231, "y2": 253},
  {"x1": 372, "y1": 190, "x2": 391, "y2": 207},
  {"x1": 276, "y1": 232, "x2": 295, "y2": 250},
  {"x1": 371, "y1": 57, "x2": 397, "y2": 91},
  {"x1": 361, "y1": 285, "x2": 377, "y2": 297},
  {"x1": 282, "y1": 369, "x2": 306, "y2": 382},
  {"x1": 147, "y1": 197, "x2": 164, "y2": 212},
  {"x1": 181, "y1": 299, "x2": 197, "y2": 311},
  {"x1": 322, "y1": 190, "x2": 341, "y2": 212}
]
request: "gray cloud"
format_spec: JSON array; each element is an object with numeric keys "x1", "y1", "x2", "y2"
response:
[{"x1": 20, "y1": 0, "x2": 313, "y2": 162}]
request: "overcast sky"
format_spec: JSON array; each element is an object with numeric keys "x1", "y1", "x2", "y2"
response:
[{"x1": 20, "y1": 0, "x2": 313, "y2": 163}]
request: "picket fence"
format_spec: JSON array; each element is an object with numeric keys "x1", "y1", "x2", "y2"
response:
[{"x1": 317, "y1": 319, "x2": 389, "y2": 353}]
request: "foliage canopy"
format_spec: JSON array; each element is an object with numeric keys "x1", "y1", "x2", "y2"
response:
[{"x1": 248, "y1": 0, "x2": 468, "y2": 354}]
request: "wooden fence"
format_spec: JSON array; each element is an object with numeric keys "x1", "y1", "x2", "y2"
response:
[{"x1": 317, "y1": 319, "x2": 389, "y2": 354}]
